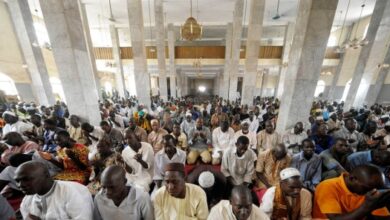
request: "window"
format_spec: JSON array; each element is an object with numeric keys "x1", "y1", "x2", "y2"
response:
[
  {"x1": 327, "y1": 35, "x2": 337, "y2": 47},
  {"x1": 363, "y1": 25, "x2": 369, "y2": 39},
  {"x1": 104, "y1": 81, "x2": 113, "y2": 95},
  {"x1": 314, "y1": 80, "x2": 326, "y2": 97},
  {"x1": 49, "y1": 77, "x2": 65, "y2": 102},
  {"x1": 0, "y1": 73, "x2": 18, "y2": 95},
  {"x1": 33, "y1": 22, "x2": 50, "y2": 46},
  {"x1": 341, "y1": 79, "x2": 352, "y2": 102}
]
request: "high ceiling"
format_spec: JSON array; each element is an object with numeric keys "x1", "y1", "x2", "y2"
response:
[
  {"x1": 79, "y1": 0, "x2": 376, "y2": 28},
  {"x1": 25, "y1": 0, "x2": 377, "y2": 79},
  {"x1": 28, "y1": 0, "x2": 377, "y2": 28}
]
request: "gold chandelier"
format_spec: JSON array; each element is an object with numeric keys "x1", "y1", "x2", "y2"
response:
[{"x1": 180, "y1": 0, "x2": 202, "y2": 41}]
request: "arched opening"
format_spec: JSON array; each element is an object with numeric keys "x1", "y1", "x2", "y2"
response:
[
  {"x1": 314, "y1": 80, "x2": 326, "y2": 97},
  {"x1": 341, "y1": 79, "x2": 352, "y2": 102},
  {"x1": 0, "y1": 73, "x2": 18, "y2": 96},
  {"x1": 104, "y1": 81, "x2": 113, "y2": 96},
  {"x1": 49, "y1": 77, "x2": 65, "y2": 102}
]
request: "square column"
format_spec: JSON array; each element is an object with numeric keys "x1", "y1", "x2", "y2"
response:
[
  {"x1": 127, "y1": 0, "x2": 151, "y2": 108},
  {"x1": 276, "y1": 0, "x2": 338, "y2": 133},
  {"x1": 275, "y1": 22, "x2": 295, "y2": 99},
  {"x1": 228, "y1": 0, "x2": 245, "y2": 101},
  {"x1": 39, "y1": 0, "x2": 101, "y2": 125},
  {"x1": 7, "y1": 0, "x2": 55, "y2": 106},
  {"x1": 167, "y1": 23, "x2": 177, "y2": 98},
  {"x1": 154, "y1": 0, "x2": 168, "y2": 101},
  {"x1": 109, "y1": 24, "x2": 126, "y2": 98},
  {"x1": 241, "y1": 0, "x2": 265, "y2": 105},
  {"x1": 220, "y1": 23, "x2": 233, "y2": 100}
]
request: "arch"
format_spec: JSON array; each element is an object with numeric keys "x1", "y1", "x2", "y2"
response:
[
  {"x1": 49, "y1": 77, "x2": 65, "y2": 102},
  {"x1": 314, "y1": 80, "x2": 326, "y2": 97},
  {"x1": 341, "y1": 79, "x2": 352, "y2": 102},
  {"x1": 0, "y1": 72, "x2": 18, "y2": 95}
]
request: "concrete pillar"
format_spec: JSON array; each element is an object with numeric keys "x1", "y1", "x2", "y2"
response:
[
  {"x1": 167, "y1": 23, "x2": 177, "y2": 98},
  {"x1": 326, "y1": 26, "x2": 353, "y2": 101},
  {"x1": 228, "y1": 0, "x2": 245, "y2": 101},
  {"x1": 275, "y1": 22, "x2": 295, "y2": 98},
  {"x1": 176, "y1": 68, "x2": 182, "y2": 97},
  {"x1": 127, "y1": 0, "x2": 151, "y2": 108},
  {"x1": 39, "y1": 0, "x2": 101, "y2": 125},
  {"x1": 183, "y1": 75, "x2": 189, "y2": 96},
  {"x1": 154, "y1": 0, "x2": 168, "y2": 101},
  {"x1": 241, "y1": 0, "x2": 265, "y2": 105},
  {"x1": 365, "y1": 47, "x2": 390, "y2": 106},
  {"x1": 109, "y1": 24, "x2": 126, "y2": 98},
  {"x1": 220, "y1": 23, "x2": 233, "y2": 100},
  {"x1": 344, "y1": 0, "x2": 390, "y2": 110},
  {"x1": 14, "y1": 83, "x2": 36, "y2": 103},
  {"x1": 6, "y1": 0, "x2": 55, "y2": 106},
  {"x1": 79, "y1": 2, "x2": 103, "y2": 101},
  {"x1": 276, "y1": 0, "x2": 338, "y2": 133}
]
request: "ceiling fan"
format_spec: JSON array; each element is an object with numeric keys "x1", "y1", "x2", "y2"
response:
[{"x1": 272, "y1": 0, "x2": 281, "y2": 20}]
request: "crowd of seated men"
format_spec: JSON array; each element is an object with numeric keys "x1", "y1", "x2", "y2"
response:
[{"x1": 0, "y1": 95, "x2": 389, "y2": 220}]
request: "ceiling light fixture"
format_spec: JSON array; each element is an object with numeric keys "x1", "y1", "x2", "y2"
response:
[
  {"x1": 180, "y1": 0, "x2": 202, "y2": 41},
  {"x1": 334, "y1": 0, "x2": 351, "y2": 54},
  {"x1": 347, "y1": 0, "x2": 369, "y2": 49}
]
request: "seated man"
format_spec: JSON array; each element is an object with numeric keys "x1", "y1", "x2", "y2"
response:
[
  {"x1": 282, "y1": 122, "x2": 307, "y2": 155},
  {"x1": 257, "y1": 120, "x2": 281, "y2": 152},
  {"x1": 256, "y1": 144, "x2": 291, "y2": 189},
  {"x1": 187, "y1": 118, "x2": 212, "y2": 164},
  {"x1": 42, "y1": 118, "x2": 63, "y2": 153},
  {"x1": 260, "y1": 168, "x2": 312, "y2": 219},
  {"x1": 212, "y1": 120, "x2": 235, "y2": 165},
  {"x1": 208, "y1": 185, "x2": 269, "y2": 220},
  {"x1": 180, "y1": 111, "x2": 196, "y2": 136},
  {"x1": 320, "y1": 137, "x2": 352, "y2": 180},
  {"x1": 93, "y1": 165, "x2": 154, "y2": 220},
  {"x1": 2, "y1": 111, "x2": 32, "y2": 137},
  {"x1": 346, "y1": 149, "x2": 390, "y2": 187},
  {"x1": 186, "y1": 166, "x2": 228, "y2": 209},
  {"x1": 124, "y1": 118, "x2": 148, "y2": 142},
  {"x1": 87, "y1": 136, "x2": 126, "y2": 195},
  {"x1": 122, "y1": 130, "x2": 154, "y2": 192},
  {"x1": 235, "y1": 121, "x2": 257, "y2": 151},
  {"x1": 171, "y1": 122, "x2": 188, "y2": 151},
  {"x1": 40, "y1": 130, "x2": 90, "y2": 184},
  {"x1": 291, "y1": 138, "x2": 322, "y2": 192},
  {"x1": 15, "y1": 161, "x2": 94, "y2": 219},
  {"x1": 67, "y1": 115, "x2": 85, "y2": 144},
  {"x1": 221, "y1": 136, "x2": 256, "y2": 188},
  {"x1": 1, "y1": 132, "x2": 39, "y2": 165},
  {"x1": 333, "y1": 118, "x2": 363, "y2": 152},
  {"x1": 154, "y1": 163, "x2": 209, "y2": 220},
  {"x1": 313, "y1": 164, "x2": 390, "y2": 219},
  {"x1": 311, "y1": 124, "x2": 334, "y2": 153},
  {"x1": 100, "y1": 120, "x2": 124, "y2": 150},
  {"x1": 154, "y1": 135, "x2": 186, "y2": 189},
  {"x1": 81, "y1": 122, "x2": 106, "y2": 160},
  {"x1": 148, "y1": 119, "x2": 168, "y2": 154}
]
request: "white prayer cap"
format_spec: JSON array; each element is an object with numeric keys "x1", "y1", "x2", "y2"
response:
[
  {"x1": 2, "y1": 111, "x2": 16, "y2": 118},
  {"x1": 385, "y1": 121, "x2": 390, "y2": 126},
  {"x1": 316, "y1": 116, "x2": 324, "y2": 121},
  {"x1": 280, "y1": 167, "x2": 301, "y2": 181},
  {"x1": 329, "y1": 112, "x2": 336, "y2": 117},
  {"x1": 198, "y1": 171, "x2": 215, "y2": 188},
  {"x1": 241, "y1": 120, "x2": 249, "y2": 125},
  {"x1": 186, "y1": 112, "x2": 192, "y2": 117}
]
